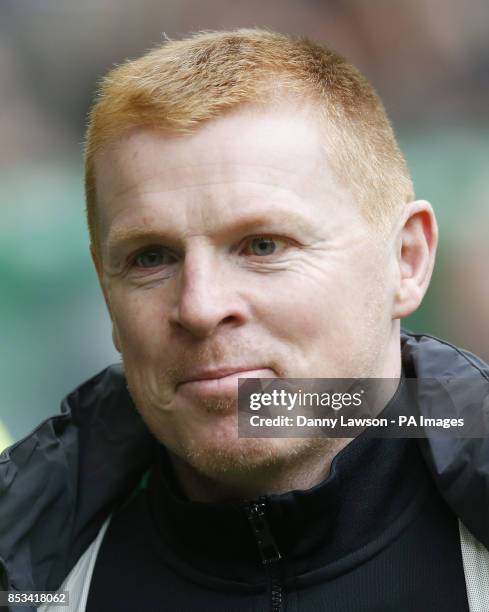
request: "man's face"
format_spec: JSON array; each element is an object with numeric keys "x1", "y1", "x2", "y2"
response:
[{"x1": 93, "y1": 105, "x2": 400, "y2": 481}]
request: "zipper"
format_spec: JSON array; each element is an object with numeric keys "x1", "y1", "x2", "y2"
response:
[{"x1": 244, "y1": 499, "x2": 284, "y2": 612}]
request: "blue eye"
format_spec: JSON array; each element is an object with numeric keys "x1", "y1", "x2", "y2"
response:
[
  {"x1": 249, "y1": 237, "x2": 278, "y2": 256},
  {"x1": 135, "y1": 249, "x2": 168, "y2": 268}
]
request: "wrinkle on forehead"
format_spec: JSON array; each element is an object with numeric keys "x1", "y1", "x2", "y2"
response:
[{"x1": 99, "y1": 162, "x2": 317, "y2": 207}]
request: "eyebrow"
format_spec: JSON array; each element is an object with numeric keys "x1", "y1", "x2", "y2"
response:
[{"x1": 105, "y1": 209, "x2": 317, "y2": 255}]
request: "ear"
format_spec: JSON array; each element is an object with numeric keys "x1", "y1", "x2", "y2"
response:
[
  {"x1": 392, "y1": 200, "x2": 438, "y2": 320},
  {"x1": 90, "y1": 243, "x2": 122, "y2": 353}
]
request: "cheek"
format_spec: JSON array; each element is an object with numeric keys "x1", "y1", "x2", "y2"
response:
[
  {"x1": 254, "y1": 264, "x2": 383, "y2": 352},
  {"x1": 251, "y1": 277, "x2": 332, "y2": 345},
  {"x1": 110, "y1": 289, "x2": 168, "y2": 360}
]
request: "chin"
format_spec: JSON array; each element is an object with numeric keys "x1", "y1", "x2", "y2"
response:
[
  {"x1": 187, "y1": 435, "x2": 282, "y2": 474},
  {"x1": 177, "y1": 420, "x2": 321, "y2": 482}
]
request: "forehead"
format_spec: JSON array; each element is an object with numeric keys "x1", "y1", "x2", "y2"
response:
[
  {"x1": 96, "y1": 105, "x2": 327, "y2": 187},
  {"x1": 93, "y1": 105, "x2": 357, "y2": 248}
]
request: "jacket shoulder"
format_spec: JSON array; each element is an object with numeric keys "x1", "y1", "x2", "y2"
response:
[{"x1": 0, "y1": 364, "x2": 155, "y2": 594}]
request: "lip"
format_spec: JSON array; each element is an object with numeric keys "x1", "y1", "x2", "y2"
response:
[
  {"x1": 181, "y1": 366, "x2": 267, "y2": 384},
  {"x1": 178, "y1": 367, "x2": 276, "y2": 398}
]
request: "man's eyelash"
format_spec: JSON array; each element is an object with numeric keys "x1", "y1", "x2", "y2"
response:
[{"x1": 130, "y1": 246, "x2": 174, "y2": 267}]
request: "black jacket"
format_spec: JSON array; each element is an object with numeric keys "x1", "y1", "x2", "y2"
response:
[{"x1": 1, "y1": 329, "x2": 489, "y2": 611}]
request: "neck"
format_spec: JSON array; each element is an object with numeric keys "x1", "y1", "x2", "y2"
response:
[{"x1": 169, "y1": 437, "x2": 353, "y2": 502}]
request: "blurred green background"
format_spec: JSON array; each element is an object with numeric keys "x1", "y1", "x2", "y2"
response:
[{"x1": 1, "y1": 0, "x2": 488, "y2": 448}]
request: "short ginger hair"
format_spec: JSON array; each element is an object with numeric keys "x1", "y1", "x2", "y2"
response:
[{"x1": 84, "y1": 28, "x2": 414, "y2": 249}]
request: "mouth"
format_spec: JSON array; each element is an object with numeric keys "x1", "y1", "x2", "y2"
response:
[{"x1": 177, "y1": 367, "x2": 277, "y2": 398}]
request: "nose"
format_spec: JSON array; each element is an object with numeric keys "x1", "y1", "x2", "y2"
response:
[{"x1": 169, "y1": 245, "x2": 248, "y2": 339}]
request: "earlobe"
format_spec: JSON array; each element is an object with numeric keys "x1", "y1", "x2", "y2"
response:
[{"x1": 392, "y1": 200, "x2": 438, "y2": 320}]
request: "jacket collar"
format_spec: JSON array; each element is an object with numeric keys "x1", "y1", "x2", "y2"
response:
[
  {"x1": 1, "y1": 329, "x2": 488, "y2": 593},
  {"x1": 145, "y1": 426, "x2": 430, "y2": 584}
]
